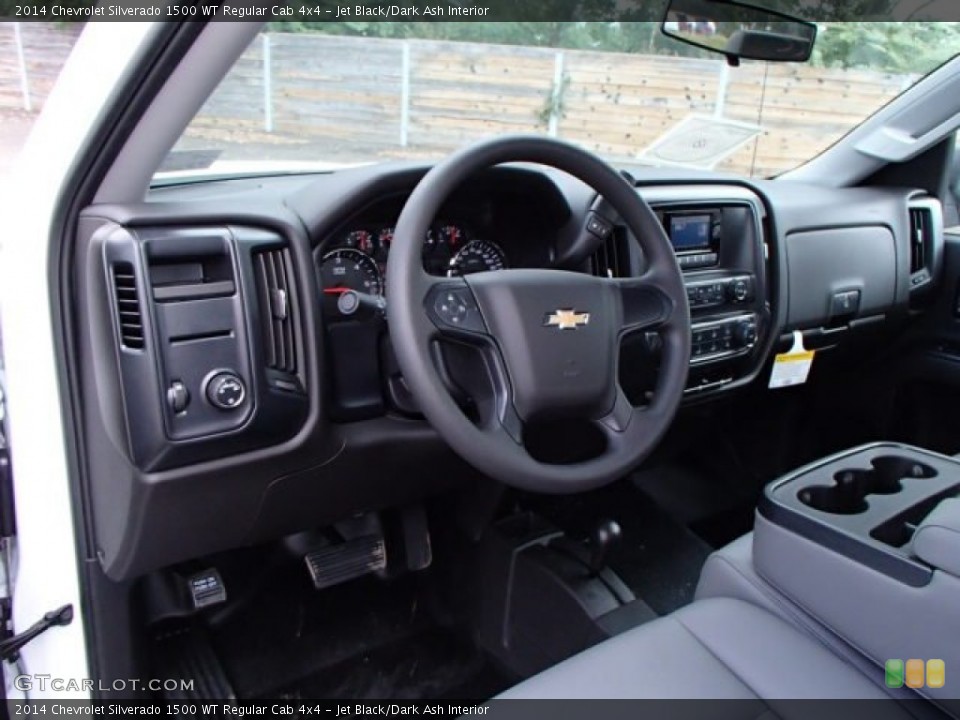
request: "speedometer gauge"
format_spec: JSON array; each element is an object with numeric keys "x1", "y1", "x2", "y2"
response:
[
  {"x1": 448, "y1": 239, "x2": 507, "y2": 276},
  {"x1": 320, "y1": 248, "x2": 383, "y2": 298}
]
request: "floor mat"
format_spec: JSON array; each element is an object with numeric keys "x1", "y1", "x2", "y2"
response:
[
  {"x1": 267, "y1": 629, "x2": 508, "y2": 701},
  {"x1": 530, "y1": 483, "x2": 713, "y2": 616},
  {"x1": 206, "y1": 563, "x2": 509, "y2": 701}
]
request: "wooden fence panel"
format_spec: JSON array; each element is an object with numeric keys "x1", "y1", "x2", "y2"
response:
[
  {"x1": 182, "y1": 38, "x2": 266, "y2": 146},
  {"x1": 0, "y1": 23, "x2": 80, "y2": 112},
  {"x1": 559, "y1": 53, "x2": 724, "y2": 161},
  {"x1": 1, "y1": 27, "x2": 917, "y2": 177},
  {"x1": 269, "y1": 34, "x2": 404, "y2": 155},
  {"x1": 407, "y1": 41, "x2": 554, "y2": 153}
]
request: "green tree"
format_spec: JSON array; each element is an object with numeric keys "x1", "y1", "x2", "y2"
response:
[{"x1": 812, "y1": 22, "x2": 960, "y2": 73}]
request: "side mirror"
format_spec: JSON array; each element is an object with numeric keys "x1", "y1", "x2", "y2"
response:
[{"x1": 662, "y1": 0, "x2": 817, "y2": 65}]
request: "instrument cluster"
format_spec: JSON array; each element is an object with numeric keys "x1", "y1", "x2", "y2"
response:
[{"x1": 318, "y1": 223, "x2": 507, "y2": 303}]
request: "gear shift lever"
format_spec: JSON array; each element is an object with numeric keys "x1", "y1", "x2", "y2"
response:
[{"x1": 588, "y1": 519, "x2": 622, "y2": 575}]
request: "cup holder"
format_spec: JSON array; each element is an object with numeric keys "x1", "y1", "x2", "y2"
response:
[
  {"x1": 798, "y1": 455, "x2": 937, "y2": 515},
  {"x1": 870, "y1": 456, "x2": 937, "y2": 482}
]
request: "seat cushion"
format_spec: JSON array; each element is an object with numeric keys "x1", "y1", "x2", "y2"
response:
[{"x1": 498, "y1": 597, "x2": 895, "y2": 700}]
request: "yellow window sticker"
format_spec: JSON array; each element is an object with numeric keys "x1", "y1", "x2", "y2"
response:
[{"x1": 769, "y1": 330, "x2": 815, "y2": 389}]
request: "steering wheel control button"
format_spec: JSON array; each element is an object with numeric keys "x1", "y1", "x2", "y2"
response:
[
  {"x1": 428, "y1": 286, "x2": 486, "y2": 334},
  {"x1": 586, "y1": 213, "x2": 613, "y2": 240},
  {"x1": 205, "y1": 372, "x2": 247, "y2": 411},
  {"x1": 166, "y1": 380, "x2": 190, "y2": 414}
]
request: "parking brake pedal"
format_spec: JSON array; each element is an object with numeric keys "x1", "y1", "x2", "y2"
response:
[{"x1": 305, "y1": 535, "x2": 387, "y2": 590}]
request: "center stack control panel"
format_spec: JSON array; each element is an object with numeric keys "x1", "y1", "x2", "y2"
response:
[
  {"x1": 650, "y1": 195, "x2": 769, "y2": 395},
  {"x1": 686, "y1": 276, "x2": 758, "y2": 361}
]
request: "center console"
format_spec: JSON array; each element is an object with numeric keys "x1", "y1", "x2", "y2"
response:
[
  {"x1": 753, "y1": 443, "x2": 960, "y2": 703},
  {"x1": 762, "y1": 444, "x2": 959, "y2": 586}
]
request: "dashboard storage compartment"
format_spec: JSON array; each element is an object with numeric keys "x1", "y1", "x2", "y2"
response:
[{"x1": 783, "y1": 226, "x2": 897, "y2": 331}]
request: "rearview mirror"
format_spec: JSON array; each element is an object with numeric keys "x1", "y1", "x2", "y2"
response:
[{"x1": 662, "y1": 0, "x2": 817, "y2": 65}]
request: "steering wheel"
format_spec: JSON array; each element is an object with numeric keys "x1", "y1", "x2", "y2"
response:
[{"x1": 386, "y1": 136, "x2": 690, "y2": 493}]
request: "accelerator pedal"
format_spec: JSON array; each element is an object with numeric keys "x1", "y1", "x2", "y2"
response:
[{"x1": 305, "y1": 535, "x2": 387, "y2": 590}]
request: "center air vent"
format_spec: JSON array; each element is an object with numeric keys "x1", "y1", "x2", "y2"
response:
[
  {"x1": 112, "y1": 262, "x2": 144, "y2": 349},
  {"x1": 253, "y1": 247, "x2": 299, "y2": 375},
  {"x1": 591, "y1": 230, "x2": 629, "y2": 278}
]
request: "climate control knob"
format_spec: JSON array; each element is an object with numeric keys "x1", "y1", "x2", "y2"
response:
[
  {"x1": 206, "y1": 372, "x2": 246, "y2": 411},
  {"x1": 733, "y1": 321, "x2": 758, "y2": 348}
]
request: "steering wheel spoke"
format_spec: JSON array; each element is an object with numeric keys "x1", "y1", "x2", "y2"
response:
[
  {"x1": 610, "y1": 270, "x2": 678, "y2": 336},
  {"x1": 593, "y1": 384, "x2": 635, "y2": 436},
  {"x1": 424, "y1": 286, "x2": 524, "y2": 445},
  {"x1": 592, "y1": 395, "x2": 663, "y2": 464},
  {"x1": 486, "y1": 397, "x2": 525, "y2": 446}
]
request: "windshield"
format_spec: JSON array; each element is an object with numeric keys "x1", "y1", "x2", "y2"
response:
[{"x1": 159, "y1": 22, "x2": 960, "y2": 181}]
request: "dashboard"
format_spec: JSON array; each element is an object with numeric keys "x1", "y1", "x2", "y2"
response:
[
  {"x1": 312, "y1": 178, "x2": 772, "y2": 417},
  {"x1": 74, "y1": 162, "x2": 945, "y2": 580}
]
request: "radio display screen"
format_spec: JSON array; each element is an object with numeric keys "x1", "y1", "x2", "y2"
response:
[{"x1": 669, "y1": 214, "x2": 712, "y2": 252}]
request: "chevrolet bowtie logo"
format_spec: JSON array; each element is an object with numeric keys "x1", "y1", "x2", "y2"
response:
[{"x1": 545, "y1": 309, "x2": 591, "y2": 330}]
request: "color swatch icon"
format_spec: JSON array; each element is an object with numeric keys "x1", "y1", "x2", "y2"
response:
[
  {"x1": 906, "y1": 659, "x2": 925, "y2": 688},
  {"x1": 928, "y1": 660, "x2": 946, "y2": 689},
  {"x1": 886, "y1": 659, "x2": 904, "y2": 688},
  {"x1": 887, "y1": 659, "x2": 946, "y2": 689}
]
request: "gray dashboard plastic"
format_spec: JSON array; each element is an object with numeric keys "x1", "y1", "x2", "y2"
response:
[{"x1": 784, "y1": 226, "x2": 897, "y2": 329}]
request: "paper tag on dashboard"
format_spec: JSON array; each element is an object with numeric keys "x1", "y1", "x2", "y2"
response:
[{"x1": 769, "y1": 331, "x2": 815, "y2": 389}]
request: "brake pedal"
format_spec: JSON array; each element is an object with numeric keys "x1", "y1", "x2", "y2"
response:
[{"x1": 305, "y1": 535, "x2": 387, "y2": 590}]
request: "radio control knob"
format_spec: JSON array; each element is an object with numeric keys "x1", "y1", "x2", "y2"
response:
[
  {"x1": 729, "y1": 279, "x2": 750, "y2": 303},
  {"x1": 206, "y1": 372, "x2": 246, "y2": 411}
]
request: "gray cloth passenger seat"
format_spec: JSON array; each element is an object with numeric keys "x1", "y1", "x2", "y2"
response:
[{"x1": 499, "y1": 595, "x2": 910, "y2": 704}]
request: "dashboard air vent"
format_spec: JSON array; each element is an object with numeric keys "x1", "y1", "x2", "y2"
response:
[
  {"x1": 112, "y1": 262, "x2": 144, "y2": 350},
  {"x1": 591, "y1": 230, "x2": 629, "y2": 278},
  {"x1": 253, "y1": 247, "x2": 298, "y2": 375},
  {"x1": 909, "y1": 206, "x2": 933, "y2": 274}
]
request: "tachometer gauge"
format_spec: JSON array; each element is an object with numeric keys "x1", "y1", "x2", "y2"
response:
[
  {"x1": 448, "y1": 239, "x2": 507, "y2": 276},
  {"x1": 376, "y1": 227, "x2": 394, "y2": 264},
  {"x1": 437, "y1": 224, "x2": 465, "y2": 250},
  {"x1": 320, "y1": 248, "x2": 383, "y2": 299}
]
